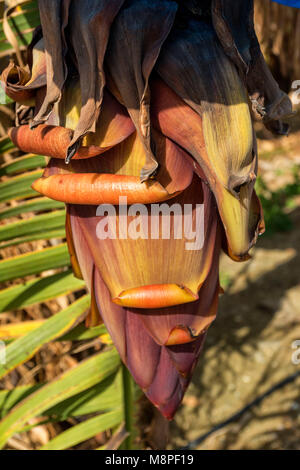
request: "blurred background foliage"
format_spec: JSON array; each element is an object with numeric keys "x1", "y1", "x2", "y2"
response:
[{"x1": 0, "y1": 0, "x2": 299, "y2": 450}]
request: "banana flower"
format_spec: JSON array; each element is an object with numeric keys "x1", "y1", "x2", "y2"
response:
[{"x1": 1, "y1": 0, "x2": 293, "y2": 419}]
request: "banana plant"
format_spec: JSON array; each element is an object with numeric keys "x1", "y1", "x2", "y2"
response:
[{"x1": 0, "y1": 0, "x2": 294, "y2": 450}]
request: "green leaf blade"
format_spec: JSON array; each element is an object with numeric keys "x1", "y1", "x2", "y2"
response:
[
  {"x1": 0, "y1": 243, "x2": 70, "y2": 282},
  {"x1": 0, "y1": 269, "x2": 85, "y2": 313},
  {"x1": 0, "y1": 294, "x2": 90, "y2": 378},
  {"x1": 40, "y1": 409, "x2": 123, "y2": 450},
  {"x1": 0, "y1": 348, "x2": 120, "y2": 448}
]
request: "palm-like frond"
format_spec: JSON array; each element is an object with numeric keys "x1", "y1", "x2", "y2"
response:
[{"x1": 0, "y1": 1, "x2": 128, "y2": 450}]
